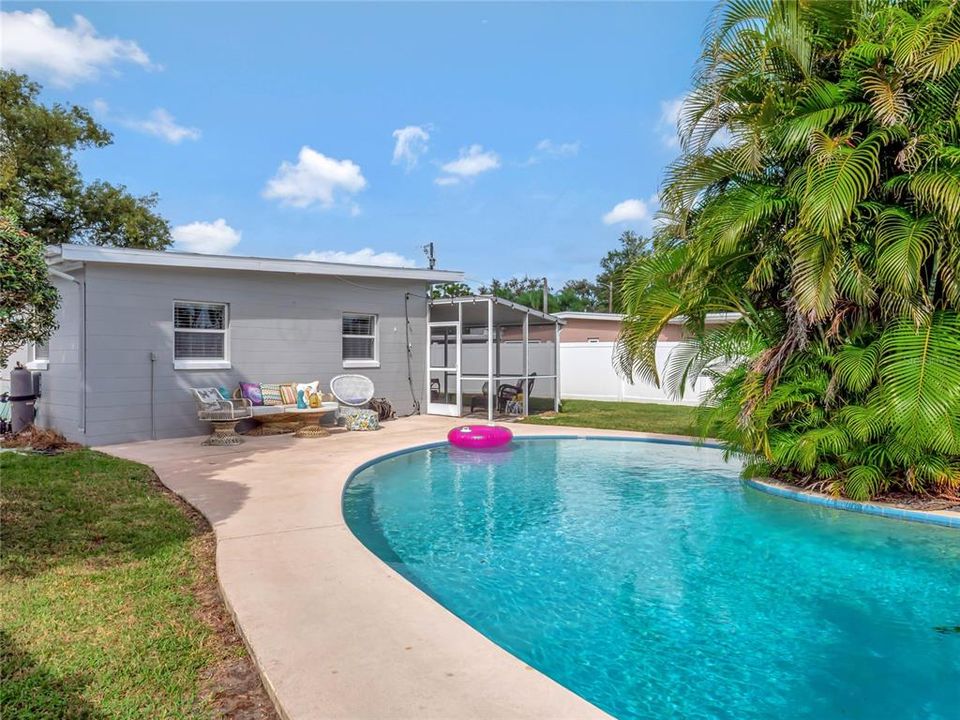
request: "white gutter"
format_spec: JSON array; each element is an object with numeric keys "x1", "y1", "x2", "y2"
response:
[{"x1": 555, "y1": 311, "x2": 741, "y2": 324}]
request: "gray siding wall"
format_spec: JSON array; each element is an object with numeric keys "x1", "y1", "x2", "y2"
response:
[
  {"x1": 37, "y1": 272, "x2": 84, "y2": 434},
  {"x1": 41, "y1": 263, "x2": 429, "y2": 446}
]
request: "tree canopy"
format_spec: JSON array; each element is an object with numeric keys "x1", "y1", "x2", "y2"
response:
[
  {"x1": 473, "y1": 231, "x2": 652, "y2": 313},
  {"x1": 597, "y1": 231, "x2": 652, "y2": 311},
  {"x1": 0, "y1": 71, "x2": 170, "y2": 249},
  {"x1": 617, "y1": 0, "x2": 960, "y2": 500},
  {"x1": 0, "y1": 211, "x2": 60, "y2": 366}
]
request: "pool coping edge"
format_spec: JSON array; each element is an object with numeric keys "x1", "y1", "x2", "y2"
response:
[{"x1": 744, "y1": 478, "x2": 960, "y2": 529}]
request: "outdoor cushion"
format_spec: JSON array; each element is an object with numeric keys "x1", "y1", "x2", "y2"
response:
[
  {"x1": 239, "y1": 382, "x2": 263, "y2": 406},
  {"x1": 217, "y1": 386, "x2": 232, "y2": 400},
  {"x1": 193, "y1": 387, "x2": 222, "y2": 407},
  {"x1": 261, "y1": 383, "x2": 283, "y2": 406},
  {"x1": 250, "y1": 405, "x2": 285, "y2": 417},
  {"x1": 296, "y1": 380, "x2": 319, "y2": 397},
  {"x1": 279, "y1": 383, "x2": 297, "y2": 405}
]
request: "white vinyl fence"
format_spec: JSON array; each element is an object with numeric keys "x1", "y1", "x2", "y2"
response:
[{"x1": 559, "y1": 342, "x2": 712, "y2": 406}]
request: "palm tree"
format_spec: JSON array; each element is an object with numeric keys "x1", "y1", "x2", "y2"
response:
[{"x1": 617, "y1": 0, "x2": 960, "y2": 499}]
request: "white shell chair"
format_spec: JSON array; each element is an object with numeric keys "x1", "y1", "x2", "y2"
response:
[
  {"x1": 329, "y1": 374, "x2": 377, "y2": 430},
  {"x1": 330, "y1": 374, "x2": 375, "y2": 407}
]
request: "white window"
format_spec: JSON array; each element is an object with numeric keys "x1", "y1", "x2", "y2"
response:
[
  {"x1": 27, "y1": 340, "x2": 49, "y2": 371},
  {"x1": 342, "y1": 313, "x2": 379, "y2": 367},
  {"x1": 173, "y1": 301, "x2": 230, "y2": 370}
]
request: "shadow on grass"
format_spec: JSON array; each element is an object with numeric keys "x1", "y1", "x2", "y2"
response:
[
  {"x1": 0, "y1": 629, "x2": 103, "y2": 719},
  {"x1": 0, "y1": 450, "x2": 202, "y2": 580}
]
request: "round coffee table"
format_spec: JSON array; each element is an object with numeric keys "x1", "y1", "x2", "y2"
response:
[{"x1": 250, "y1": 407, "x2": 335, "y2": 437}]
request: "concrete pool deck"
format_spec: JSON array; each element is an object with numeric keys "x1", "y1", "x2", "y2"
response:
[{"x1": 105, "y1": 416, "x2": 673, "y2": 719}]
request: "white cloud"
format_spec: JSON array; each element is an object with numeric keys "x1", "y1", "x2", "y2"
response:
[
  {"x1": 392, "y1": 125, "x2": 430, "y2": 170},
  {"x1": 434, "y1": 176, "x2": 461, "y2": 187},
  {"x1": 656, "y1": 96, "x2": 685, "y2": 149},
  {"x1": 125, "y1": 108, "x2": 200, "y2": 144},
  {"x1": 172, "y1": 219, "x2": 241, "y2": 254},
  {"x1": 294, "y1": 248, "x2": 417, "y2": 267},
  {"x1": 0, "y1": 9, "x2": 153, "y2": 86},
  {"x1": 88, "y1": 101, "x2": 199, "y2": 144},
  {"x1": 437, "y1": 144, "x2": 500, "y2": 184},
  {"x1": 536, "y1": 138, "x2": 580, "y2": 157},
  {"x1": 522, "y1": 138, "x2": 580, "y2": 166},
  {"x1": 603, "y1": 198, "x2": 649, "y2": 225},
  {"x1": 263, "y1": 147, "x2": 367, "y2": 209}
]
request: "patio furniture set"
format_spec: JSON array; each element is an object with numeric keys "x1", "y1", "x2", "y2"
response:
[{"x1": 191, "y1": 374, "x2": 380, "y2": 446}]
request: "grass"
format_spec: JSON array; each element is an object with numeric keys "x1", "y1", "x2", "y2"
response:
[
  {"x1": 520, "y1": 399, "x2": 700, "y2": 436},
  {"x1": 0, "y1": 449, "x2": 236, "y2": 719}
]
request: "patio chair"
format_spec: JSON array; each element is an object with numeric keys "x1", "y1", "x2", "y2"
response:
[
  {"x1": 191, "y1": 388, "x2": 252, "y2": 445},
  {"x1": 469, "y1": 373, "x2": 538, "y2": 414},
  {"x1": 330, "y1": 374, "x2": 380, "y2": 431}
]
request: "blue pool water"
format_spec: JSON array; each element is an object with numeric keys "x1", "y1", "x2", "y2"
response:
[{"x1": 342, "y1": 438, "x2": 960, "y2": 720}]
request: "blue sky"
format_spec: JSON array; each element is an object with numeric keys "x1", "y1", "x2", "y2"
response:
[{"x1": 2, "y1": 2, "x2": 712, "y2": 287}]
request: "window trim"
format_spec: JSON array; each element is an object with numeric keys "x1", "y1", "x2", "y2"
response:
[
  {"x1": 26, "y1": 340, "x2": 49, "y2": 371},
  {"x1": 341, "y1": 312, "x2": 380, "y2": 368},
  {"x1": 172, "y1": 300, "x2": 231, "y2": 370}
]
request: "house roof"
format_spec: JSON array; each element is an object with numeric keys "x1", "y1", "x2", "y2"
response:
[
  {"x1": 554, "y1": 311, "x2": 625, "y2": 321},
  {"x1": 429, "y1": 295, "x2": 565, "y2": 326},
  {"x1": 46, "y1": 244, "x2": 465, "y2": 283},
  {"x1": 555, "y1": 311, "x2": 742, "y2": 324}
]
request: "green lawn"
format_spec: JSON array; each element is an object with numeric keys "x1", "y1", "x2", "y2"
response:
[
  {"x1": 521, "y1": 399, "x2": 700, "y2": 436},
  {"x1": 1, "y1": 450, "x2": 232, "y2": 719}
]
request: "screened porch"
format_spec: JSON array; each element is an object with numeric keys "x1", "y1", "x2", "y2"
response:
[{"x1": 427, "y1": 296, "x2": 563, "y2": 421}]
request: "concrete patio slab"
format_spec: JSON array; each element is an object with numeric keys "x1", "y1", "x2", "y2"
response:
[{"x1": 103, "y1": 417, "x2": 674, "y2": 719}]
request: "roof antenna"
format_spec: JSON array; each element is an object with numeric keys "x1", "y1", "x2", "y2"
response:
[{"x1": 422, "y1": 242, "x2": 436, "y2": 270}]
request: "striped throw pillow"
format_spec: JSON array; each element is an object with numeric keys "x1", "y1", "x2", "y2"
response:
[
  {"x1": 279, "y1": 383, "x2": 297, "y2": 405},
  {"x1": 261, "y1": 383, "x2": 283, "y2": 406}
]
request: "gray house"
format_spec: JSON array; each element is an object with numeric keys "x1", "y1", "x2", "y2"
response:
[{"x1": 14, "y1": 245, "x2": 463, "y2": 446}]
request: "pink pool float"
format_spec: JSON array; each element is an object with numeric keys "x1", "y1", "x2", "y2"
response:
[{"x1": 447, "y1": 424, "x2": 513, "y2": 450}]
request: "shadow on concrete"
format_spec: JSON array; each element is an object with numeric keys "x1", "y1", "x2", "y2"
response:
[{"x1": 104, "y1": 426, "x2": 354, "y2": 530}]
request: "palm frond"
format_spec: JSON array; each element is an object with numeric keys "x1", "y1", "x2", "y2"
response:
[
  {"x1": 833, "y1": 340, "x2": 881, "y2": 392},
  {"x1": 877, "y1": 311, "x2": 960, "y2": 438},
  {"x1": 914, "y1": 9, "x2": 960, "y2": 80},
  {"x1": 908, "y1": 167, "x2": 960, "y2": 223},
  {"x1": 875, "y1": 208, "x2": 938, "y2": 296},
  {"x1": 861, "y1": 70, "x2": 911, "y2": 126},
  {"x1": 799, "y1": 129, "x2": 901, "y2": 236}
]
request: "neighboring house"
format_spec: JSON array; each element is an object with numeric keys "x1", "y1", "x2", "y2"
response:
[
  {"x1": 7, "y1": 245, "x2": 463, "y2": 445},
  {"x1": 555, "y1": 311, "x2": 738, "y2": 405}
]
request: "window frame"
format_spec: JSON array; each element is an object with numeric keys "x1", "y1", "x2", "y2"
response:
[
  {"x1": 26, "y1": 340, "x2": 50, "y2": 371},
  {"x1": 172, "y1": 300, "x2": 231, "y2": 370},
  {"x1": 341, "y1": 312, "x2": 380, "y2": 368}
]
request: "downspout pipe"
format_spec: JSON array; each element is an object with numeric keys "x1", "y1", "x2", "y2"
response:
[{"x1": 47, "y1": 265, "x2": 86, "y2": 435}]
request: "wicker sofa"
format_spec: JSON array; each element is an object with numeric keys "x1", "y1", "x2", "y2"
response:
[{"x1": 232, "y1": 381, "x2": 338, "y2": 436}]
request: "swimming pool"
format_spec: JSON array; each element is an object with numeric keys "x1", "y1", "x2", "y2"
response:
[{"x1": 342, "y1": 438, "x2": 960, "y2": 720}]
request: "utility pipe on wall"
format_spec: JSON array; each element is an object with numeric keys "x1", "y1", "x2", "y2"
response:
[{"x1": 48, "y1": 266, "x2": 86, "y2": 434}]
